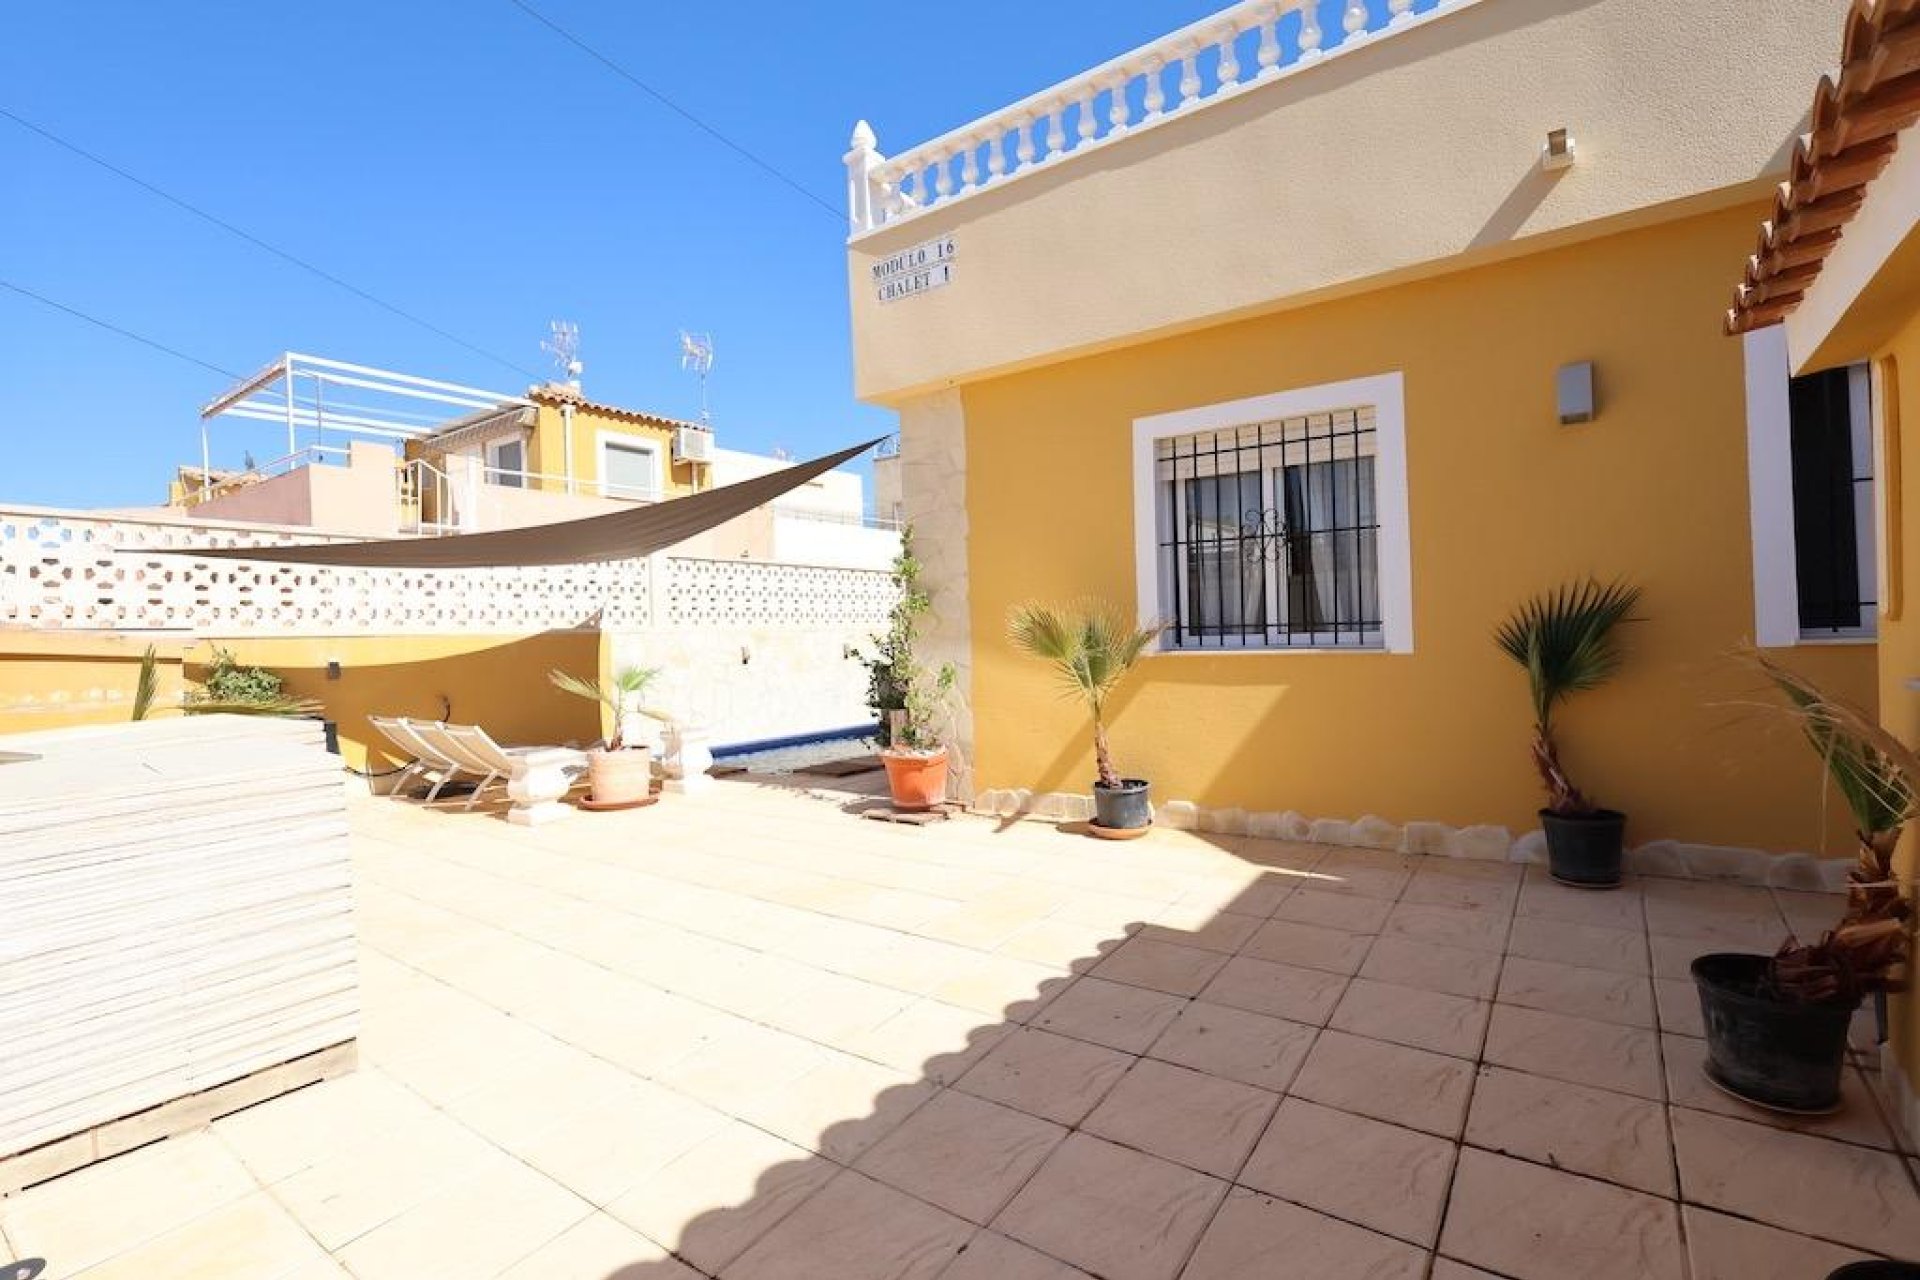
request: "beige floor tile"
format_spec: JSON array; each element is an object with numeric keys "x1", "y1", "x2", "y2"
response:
[
  {"x1": 1136, "y1": 911, "x2": 1260, "y2": 956},
  {"x1": 1652, "y1": 977, "x2": 1705, "y2": 1036},
  {"x1": 1240, "y1": 1098, "x2": 1455, "y2": 1246},
  {"x1": 1147, "y1": 1001, "x2": 1318, "y2": 1093},
  {"x1": 440, "y1": 1041, "x2": 645, "y2": 1150},
  {"x1": 263, "y1": 1104, "x2": 504, "y2": 1250},
  {"x1": 513, "y1": 1077, "x2": 729, "y2": 1205},
  {"x1": 1506, "y1": 915, "x2": 1649, "y2": 975},
  {"x1": 1308, "y1": 851, "x2": 1415, "y2": 901},
  {"x1": 70, "y1": 1191, "x2": 328, "y2": 1280},
  {"x1": 1464, "y1": 1065, "x2": 1674, "y2": 1196},
  {"x1": 1271, "y1": 888, "x2": 1392, "y2": 935},
  {"x1": 1083, "y1": 1058, "x2": 1278, "y2": 1179},
  {"x1": 334, "y1": 1157, "x2": 591, "y2": 1280},
  {"x1": 1682, "y1": 1205, "x2": 1878, "y2": 1280},
  {"x1": 1289, "y1": 1029, "x2": 1474, "y2": 1137},
  {"x1": 1641, "y1": 881, "x2": 1784, "y2": 946},
  {"x1": 937, "y1": 1229, "x2": 1095, "y2": 1280},
  {"x1": 1516, "y1": 871, "x2": 1646, "y2": 930},
  {"x1": 657, "y1": 1022, "x2": 831, "y2": 1113},
  {"x1": 762, "y1": 972, "x2": 917, "y2": 1047},
  {"x1": 846, "y1": 999, "x2": 1011, "y2": 1084},
  {"x1": 934, "y1": 953, "x2": 1074, "y2": 1022},
  {"x1": 734, "y1": 1053, "x2": 940, "y2": 1164},
  {"x1": 604, "y1": 1118, "x2": 837, "y2": 1275},
  {"x1": 1648, "y1": 932, "x2": 1732, "y2": 981},
  {"x1": 498, "y1": 1210, "x2": 701, "y2": 1279},
  {"x1": 1359, "y1": 936, "x2": 1501, "y2": 999},
  {"x1": 1439, "y1": 1148, "x2": 1685, "y2": 1280},
  {"x1": 1089, "y1": 937, "x2": 1229, "y2": 997},
  {"x1": 1382, "y1": 902, "x2": 1510, "y2": 955},
  {"x1": 1670, "y1": 1108, "x2": 1920, "y2": 1257},
  {"x1": 855, "y1": 1090, "x2": 1067, "y2": 1225},
  {"x1": 1328, "y1": 977, "x2": 1489, "y2": 1059},
  {"x1": 1238, "y1": 919, "x2": 1372, "y2": 976},
  {"x1": 1400, "y1": 865, "x2": 1519, "y2": 913},
  {"x1": 1198, "y1": 955, "x2": 1349, "y2": 1026},
  {"x1": 1182, "y1": 1189, "x2": 1426, "y2": 1280},
  {"x1": 211, "y1": 1067, "x2": 441, "y2": 1185},
  {"x1": 1496, "y1": 956, "x2": 1655, "y2": 1028},
  {"x1": 997, "y1": 918, "x2": 1133, "y2": 971},
  {"x1": 1031, "y1": 977, "x2": 1189, "y2": 1053},
  {"x1": 1483, "y1": 1005, "x2": 1664, "y2": 1099},
  {"x1": 954, "y1": 1027, "x2": 1133, "y2": 1125},
  {"x1": 727, "y1": 1169, "x2": 972, "y2": 1280},
  {"x1": 1661, "y1": 1033, "x2": 1897, "y2": 1150},
  {"x1": 994, "y1": 1134, "x2": 1227, "y2": 1280}
]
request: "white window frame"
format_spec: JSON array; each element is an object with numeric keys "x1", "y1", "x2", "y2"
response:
[
  {"x1": 1742, "y1": 326, "x2": 1877, "y2": 646},
  {"x1": 1132, "y1": 371, "x2": 1413, "y2": 655},
  {"x1": 597, "y1": 431, "x2": 663, "y2": 502},
  {"x1": 483, "y1": 436, "x2": 527, "y2": 488}
]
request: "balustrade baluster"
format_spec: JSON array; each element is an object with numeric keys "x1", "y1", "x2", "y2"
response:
[
  {"x1": 1143, "y1": 57, "x2": 1167, "y2": 117},
  {"x1": 1076, "y1": 89, "x2": 1098, "y2": 145},
  {"x1": 1217, "y1": 28, "x2": 1241, "y2": 88},
  {"x1": 1109, "y1": 73, "x2": 1132, "y2": 132},
  {"x1": 934, "y1": 151, "x2": 954, "y2": 198},
  {"x1": 961, "y1": 139, "x2": 980, "y2": 192},
  {"x1": 1299, "y1": 5, "x2": 1323, "y2": 58},
  {"x1": 1388, "y1": 0, "x2": 1413, "y2": 21},
  {"x1": 1257, "y1": 3, "x2": 1283, "y2": 75},
  {"x1": 1017, "y1": 114, "x2": 1037, "y2": 166},
  {"x1": 988, "y1": 128, "x2": 1008, "y2": 181},
  {"x1": 1179, "y1": 44, "x2": 1201, "y2": 106},
  {"x1": 1046, "y1": 104, "x2": 1066, "y2": 157},
  {"x1": 1344, "y1": 2, "x2": 1370, "y2": 36}
]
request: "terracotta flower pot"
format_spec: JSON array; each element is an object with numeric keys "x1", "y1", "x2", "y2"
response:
[
  {"x1": 586, "y1": 746, "x2": 653, "y2": 805},
  {"x1": 881, "y1": 748, "x2": 949, "y2": 811}
]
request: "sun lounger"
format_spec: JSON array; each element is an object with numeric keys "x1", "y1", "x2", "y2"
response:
[
  {"x1": 368, "y1": 715, "x2": 471, "y2": 802},
  {"x1": 420, "y1": 722, "x2": 586, "y2": 812}
]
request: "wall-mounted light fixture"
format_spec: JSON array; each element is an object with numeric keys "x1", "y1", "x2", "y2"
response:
[
  {"x1": 1541, "y1": 127, "x2": 1576, "y2": 172},
  {"x1": 1557, "y1": 361, "x2": 1596, "y2": 425},
  {"x1": 326, "y1": 660, "x2": 342, "y2": 681}
]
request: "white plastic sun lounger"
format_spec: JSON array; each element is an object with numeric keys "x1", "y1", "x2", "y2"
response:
[
  {"x1": 368, "y1": 715, "x2": 471, "y2": 802},
  {"x1": 422, "y1": 723, "x2": 586, "y2": 812}
]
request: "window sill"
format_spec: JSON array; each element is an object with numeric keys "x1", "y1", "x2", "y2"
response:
[{"x1": 1792, "y1": 633, "x2": 1877, "y2": 647}]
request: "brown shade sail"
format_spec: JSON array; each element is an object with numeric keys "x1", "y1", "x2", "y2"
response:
[{"x1": 159, "y1": 438, "x2": 887, "y2": 568}]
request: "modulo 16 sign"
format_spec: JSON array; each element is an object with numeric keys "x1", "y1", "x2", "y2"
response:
[{"x1": 872, "y1": 236, "x2": 956, "y2": 304}]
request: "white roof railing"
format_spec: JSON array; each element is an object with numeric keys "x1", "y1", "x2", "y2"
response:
[{"x1": 845, "y1": 0, "x2": 1480, "y2": 237}]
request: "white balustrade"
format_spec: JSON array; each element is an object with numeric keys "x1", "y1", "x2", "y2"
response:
[{"x1": 846, "y1": 0, "x2": 1472, "y2": 234}]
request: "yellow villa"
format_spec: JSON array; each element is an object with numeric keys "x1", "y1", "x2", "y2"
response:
[{"x1": 845, "y1": 0, "x2": 1884, "y2": 863}]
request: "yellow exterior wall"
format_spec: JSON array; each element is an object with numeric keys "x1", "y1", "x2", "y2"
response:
[
  {"x1": 1869, "y1": 309, "x2": 1920, "y2": 1115},
  {"x1": 961, "y1": 202, "x2": 1875, "y2": 853},
  {"x1": 527, "y1": 402, "x2": 702, "y2": 499}
]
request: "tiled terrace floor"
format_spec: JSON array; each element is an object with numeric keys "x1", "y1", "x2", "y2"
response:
[{"x1": 4, "y1": 777, "x2": 1918, "y2": 1279}]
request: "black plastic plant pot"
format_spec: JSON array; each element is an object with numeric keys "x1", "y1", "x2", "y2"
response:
[
  {"x1": 1540, "y1": 808, "x2": 1627, "y2": 888},
  {"x1": 1828, "y1": 1264, "x2": 1920, "y2": 1279},
  {"x1": 1692, "y1": 952, "x2": 1855, "y2": 1115},
  {"x1": 1093, "y1": 779, "x2": 1152, "y2": 830}
]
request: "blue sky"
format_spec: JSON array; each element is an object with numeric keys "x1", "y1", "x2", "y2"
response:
[{"x1": 2, "y1": 0, "x2": 1353, "y2": 508}]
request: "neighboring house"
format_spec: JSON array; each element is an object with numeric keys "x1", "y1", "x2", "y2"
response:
[
  {"x1": 843, "y1": 0, "x2": 1872, "y2": 853},
  {"x1": 1724, "y1": 0, "x2": 1920, "y2": 1162},
  {"x1": 169, "y1": 354, "x2": 895, "y2": 567}
]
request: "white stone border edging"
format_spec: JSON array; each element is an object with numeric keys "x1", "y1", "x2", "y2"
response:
[{"x1": 969, "y1": 788, "x2": 1853, "y2": 893}]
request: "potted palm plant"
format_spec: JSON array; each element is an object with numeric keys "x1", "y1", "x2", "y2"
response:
[
  {"x1": 549, "y1": 664, "x2": 662, "y2": 807},
  {"x1": 1495, "y1": 580, "x2": 1642, "y2": 888},
  {"x1": 868, "y1": 529, "x2": 957, "y2": 811},
  {"x1": 1008, "y1": 599, "x2": 1161, "y2": 837},
  {"x1": 1692, "y1": 656, "x2": 1913, "y2": 1114}
]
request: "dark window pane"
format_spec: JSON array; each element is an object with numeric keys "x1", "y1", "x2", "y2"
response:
[{"x1": 1788, "y1": 368, "x2": 1860, "y2": 632}]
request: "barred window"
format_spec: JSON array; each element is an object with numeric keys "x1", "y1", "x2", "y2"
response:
[
  {"x1": 1788, "y1": 365, "x2": 1875, "y2": 637},
  {"x1": 1154, "y1": 407, "x2": 1381, "y2": 649}
]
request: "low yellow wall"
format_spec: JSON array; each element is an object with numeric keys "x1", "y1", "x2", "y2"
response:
[
  {"x1": 0, "y1": 633, "x2": 190, "y2": 733},
  {"x1": 0, "y1": 631, "x2": 605, "y2": 772},
  {"x1": 961, "y1": 202, "x2": 1876, "y2": 853},
  {"x1": 214, "y1": 632, "x2": 605, "y2": 771}
]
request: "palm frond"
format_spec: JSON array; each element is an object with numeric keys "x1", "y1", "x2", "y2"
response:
[
  {"x1": 131, "y1": 645, "x2": 159, "y2": 722},
  {"x1": 1008, "y1": 599, "x2": 1162, "y2": 786},
  {"x1": 1494, "y1": 579, "x2": 1641, "y2": 730},
  {"x1": 181, "y1": 696, "x2": 322, "y2": 717},
  {"x1": 1756, "y1": 651, "x2": 1918, "y2": 841}
]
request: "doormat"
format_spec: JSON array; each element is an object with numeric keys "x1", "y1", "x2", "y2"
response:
[{"x1": 798, "y1": 755, "x2": 884, "y2": 778}]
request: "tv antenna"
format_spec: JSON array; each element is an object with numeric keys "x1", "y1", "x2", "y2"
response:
[
  {"x1": 542, "y1": 321, "x2": 583, "y2": 385},
  {"x1": 679, "y1": 331, "x2": 714, "y2": 425}
]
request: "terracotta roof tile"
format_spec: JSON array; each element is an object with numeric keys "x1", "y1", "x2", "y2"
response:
[{"x1": 1726, "y1": 0, "x2": 1920, "y2": 334}]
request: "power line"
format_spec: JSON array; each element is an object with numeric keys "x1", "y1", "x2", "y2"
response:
[
  {"x1": 502, "y1": 0, "x2": 843, "y2": 224},
  {"x1": 0, "y1": 278, "x2": 241, "y2": 380},
  {"x1": 0, "y1": 105, "x2": 544, "y2": 381}
]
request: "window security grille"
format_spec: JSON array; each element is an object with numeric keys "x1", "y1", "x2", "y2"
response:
[
  {"x1": 1788, "y1": 368, "x2": 1874, "y2": 636},
  {"x1": 1154, "y1": 407, "x2": 1381, "y2": 649}
]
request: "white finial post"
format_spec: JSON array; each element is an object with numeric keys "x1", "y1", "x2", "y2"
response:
[{"x1": 845, "y1": 120, "x2": 881, "y2": 234}]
